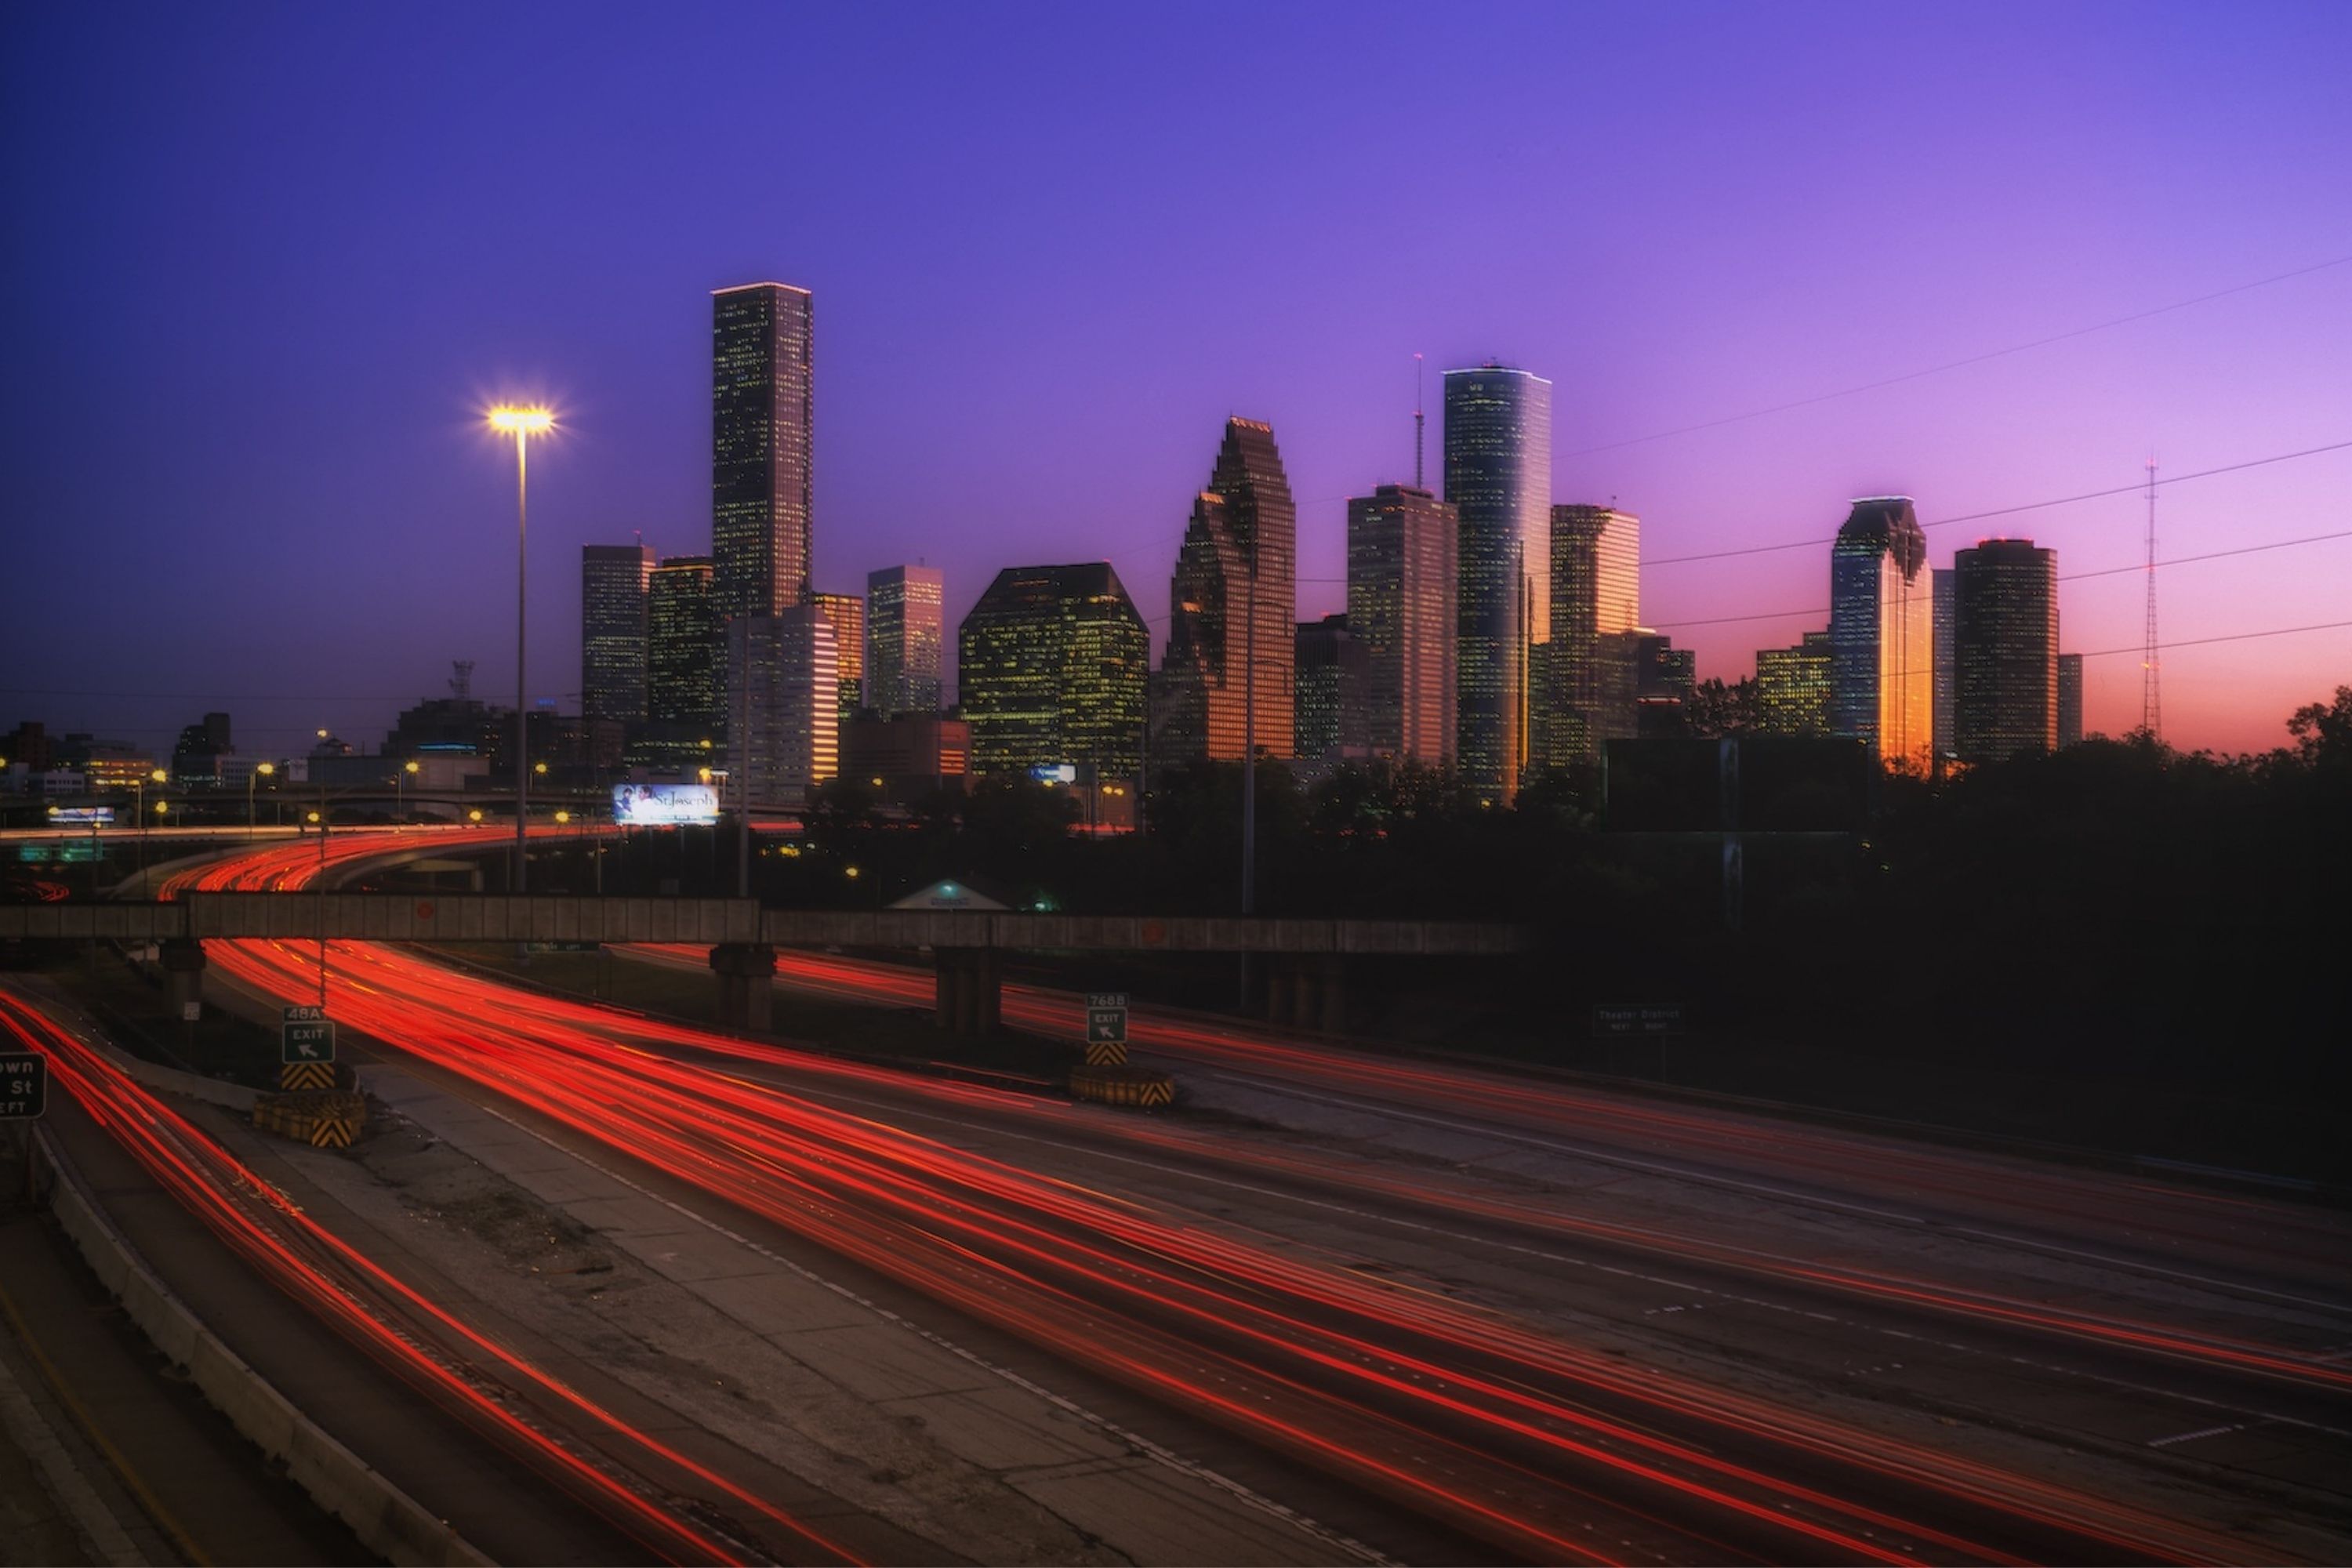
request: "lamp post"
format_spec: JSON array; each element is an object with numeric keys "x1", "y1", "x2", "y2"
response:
[
  {"x1": 247, "y1": 761, "x2": 276, "y2": 840},
  {"x1": 397, "y1": 758, "x2": 419, "y2": 827},
  {"x1": 488, "y1": 405, "x2": 555, "y2": 893},
  {"x1": 134, "y1": 768, "x2": 167, "y2": 881}
]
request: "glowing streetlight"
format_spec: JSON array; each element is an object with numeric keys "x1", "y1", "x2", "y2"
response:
[
  {"x1": 488, "y1": 403, "x2": 555, "y2": 892},
  {"x1": 133, "y1": 767, "x2": 169, "y2": 877},
  {"x1": 466, "y1": 808, "x2": 484, "y2": 824},
  {"x1": 248, "y1": 760, "x2": 276, "y2": 840},
  {"x1": 554, "y1": 809, "x2": 570, "y2": 824},
  {"x1": 397, "y1": 758, "x2": 419, "y2": 827}
]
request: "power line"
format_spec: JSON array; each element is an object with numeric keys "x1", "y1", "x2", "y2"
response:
[
  {"x1": 1562, "y1": 252, "x2": 2352, "y2": 457},
  {"x1": 1646, "y1": 525, "x2": 2352, "y2": 632},
  {"x1": 2077, "y1": 619, "x2": 2352, "y2": 659},
  {"x1": 1643, "y1": 438, "x2": 2352, "y2": 568}
]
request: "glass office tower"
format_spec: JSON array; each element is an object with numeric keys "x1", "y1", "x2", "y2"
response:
[
  {"x1": 957, "y1": 563, "x2": 1149, "y2": 779},
  {"x1": 580, "y1": 544, "x2": 654, "y2": 724},
  {"x1": 711, "y1": 281, "x2": 814, "y2": 620},
  {"x1": 647, "y1": 556, "x2": 721, "y2": 731},
  {"x1": 812, "y1": 591, "x2": 865, "y2": 724},
  {"x1": 1345, "y1": 483, "x2": 1457, "y2": 766},
  {"x1": 1160, "y1": 419, "x2": 1298, "y2": 763},
  {"x1": 866, "y1": 564, "x2": 946, "y2": 715},
  {"x1": 1443, "y1": 365, "x2": 1551, "y2": 802},
  {"x1": 1954, "y1": 538, "x2": 2059, "y2": 762},
  {"x1": 1543, "y1": 505, "x2": 1639, "y2": 768},
  {"x1": 1828, "y1": 497, "x2": 1934, "y2": 770}
]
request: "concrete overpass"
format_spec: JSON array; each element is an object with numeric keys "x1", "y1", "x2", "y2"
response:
[{"x1": 0, "y1": 895, "x2": 1540, "y2": 1035}]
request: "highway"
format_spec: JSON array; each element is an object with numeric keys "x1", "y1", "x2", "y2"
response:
[{"x1": 106, "y1": 831, "x2": 2347, "y2": 1563}]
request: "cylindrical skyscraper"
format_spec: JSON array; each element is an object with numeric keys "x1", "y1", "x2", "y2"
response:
[
  {"x1": 1954, "y1": 538, "x2": 2059, "y2": 763},
  {"x1": 1443, "y1": 365, "x2": 1551, "y2": 804}
]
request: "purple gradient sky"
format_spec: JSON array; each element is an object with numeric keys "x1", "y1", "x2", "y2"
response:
[{"x1": 4, "y1": 2, "x2": 2347, "y2": 760}]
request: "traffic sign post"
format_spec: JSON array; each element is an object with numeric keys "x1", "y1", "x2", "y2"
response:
[
  {"x1": 1, "y1": 1053, "x2": 46, "y2": 1120},
  {"x1": 1591, "y1": 1004, "x2": 1684, "y2": 1037}
]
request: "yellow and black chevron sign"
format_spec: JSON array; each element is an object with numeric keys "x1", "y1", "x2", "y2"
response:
[
  {"x1": 1069, "y1": 1063, "x2": 1175, "y2": 1109},
  {"x1": 1083, "y1": 1040, "x2": 1128, "y2": 1066},
  {"x1": 280, "y1": 1061, "x2": 336, "y2": 1091},
  {"x1": 308, "y1": 1117, "x2": 358, "y2": 1149}
]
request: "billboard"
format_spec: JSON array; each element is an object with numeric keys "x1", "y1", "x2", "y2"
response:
[
  {"x1": 612, "y1": 783, "x2": 720, "y2": 826},
  {"x1": 47, "y1": 807, "x2": 114, "y2": 826}
]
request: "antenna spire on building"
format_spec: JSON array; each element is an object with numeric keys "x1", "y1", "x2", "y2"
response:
[
  {"x1": 1413, "y1": 353, "x2": 1425, "y2": 490},
  {"x1": 449, "y1": 659, "x2": 474, "y2": 702},
  {"x1": 2143, "y1": 455, "x2": 2161, "y2": 740}
]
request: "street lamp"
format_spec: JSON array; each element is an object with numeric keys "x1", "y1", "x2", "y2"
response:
[
  {"x1": 134, "y1": 767, "x2": 168, "y2": 878},
  {"x1": 248, "y1": 760, "x2": 276, "y2": 840},
  {"x1": 488, "y1": 403, "x2": 555, "y2": 893},
  {"x1": 397, "y1": 758, "x2": 419, "y2": 827}
]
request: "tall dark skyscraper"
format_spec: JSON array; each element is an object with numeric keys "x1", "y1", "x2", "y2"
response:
[
  {"x1": 2057, "y1": 652, "x2": 2084, "y2": 748},
  {"x1": 1541, "y1": 505, "x2": 1639, "y2": 768},
  {"x1": 647, "y1": 555, "x2": 721, "y2": 732},
  {"x1": 580, "y1": 543, "x2": 654, "y2": 724},
  {"x1": 866, "y1": 564, "x2": 945, "y2": 715},
  {"x1": 1932, "y1": 566, "x2": 1956, "y2": 761},
  {"x1": 711, "y1": 281, "x2": 813, "y2": 621},
  {"x1": 1345, "y1": 483, "x2": 1456, "y2": 766},
  {"x1": 1293, "y1": 613, "x2": 1367, "y2": 761},
  {"x1": 959, "y1": 564, "x2": 1150, "y2": 779},
  {"x1": 726, "y1": 606, "x2": 837, "y2": 807},
  {"x1": 1828, "y1": 497, "x2": 1934, "y2": 769},
  {"x1": 1160, "y1": 419, "x2": 1298, "y2": 764},
  {"x1": 1444, "y1": 365, "x2": 1552, "y2": 803},
  {"x1": 1954, "y1": 537, "x2": 2059, "y2": 763},
  {"x1": 812, "y1": 591, "x2": 865, "y2": 724}
]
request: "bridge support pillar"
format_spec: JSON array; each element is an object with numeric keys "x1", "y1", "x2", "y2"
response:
[
  {"x1": 158, "y1": 938, "x2": 206, "y2": 1020},
  {"x1": 932, "y1": 948, "x2": 1000, "y2": 1038},
  {"x1": 1266, "y1": 956, "x2": 1345, "y2": 1033},
  {"x1": 708, "y1": 944, "x2": 776, "y2": 1034}
]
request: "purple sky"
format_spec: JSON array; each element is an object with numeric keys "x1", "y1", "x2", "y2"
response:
[{"x1": 5, "y1": 2, "x2": 2347, "y2": 760}]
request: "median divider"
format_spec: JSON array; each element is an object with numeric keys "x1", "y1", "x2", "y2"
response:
[
  {"x1": 1069, "y1": 1062, "x2": 1176, "y2": 1109},
  {"x1": 253, "y1": 1089, "x2": 368, "y2": 1149},
  {"x1": 31, "y1": 1130, "x2": 489, "y2": 1567}
]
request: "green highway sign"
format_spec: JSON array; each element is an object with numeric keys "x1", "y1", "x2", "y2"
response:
[
  {"x1": 0, "y1": 1053, "x2": 46, "y2": 1120},
  {"x1": 282, "y1": 1005, "x2": 336, "y2": 1065},
  {"x1": 1592, "y1": 1004, "x2": 1684, "y2": 1037},
  {"x1": 1084, "y1": 992, "x2": 1129, "y2": 1045}
]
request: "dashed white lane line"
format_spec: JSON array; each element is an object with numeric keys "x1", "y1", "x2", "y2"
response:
[{"x1": 2147, "y1": 1423, "x2": 2244, "y2": 1449}]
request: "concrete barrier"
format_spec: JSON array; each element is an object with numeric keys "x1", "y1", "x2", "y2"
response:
[{"x1": 34, "y1": 1131, "x2": 490, "y2": 1567}]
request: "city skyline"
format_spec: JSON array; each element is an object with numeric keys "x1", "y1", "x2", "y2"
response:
[{"x1": 4, "y1": 6, "x2": 2347, "y2": 761}]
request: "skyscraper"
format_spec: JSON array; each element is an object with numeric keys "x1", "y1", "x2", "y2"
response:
[
  {"x1": 725, "y1": 607, "x2": 837, "y2": 808},
  {"x1": 1444, "y1": 365, "x2": 1552, "y2": 802},
  {"x1": 1345, "y1": 483, "x2": 1456, "y2": 766},
  {"x1": 1542, "y1": 505, "x2": 1639, "y2": 768},
  {"x1": 647, "y1": 556, "x2": 722, "y2": 732},
  {"x1": 812, "y1": 591, "x2": 866, "y2": 724},
  {"x1": 1756, "y1": 630, "x2": 1835, "y2": 735},
  {"x1": 711, "y1": 281, "x2": 813, "y2": 620},
  {"x1": 1159, "y1": 419, "x2": 1298, "y2": 763},
  {"x1": 2057, "y1": 652, "x2": 2084, "y2": 748},
  {"x1": 1293, "y1": 614, "x2": 1368, "y2": 761},
  {"x1": 581, "y1": 543, "x2": 655, "y2": 724},
  {"x1": 866, "y1": 564, "x2": 945, "y2": 715},
  {"x1": 958, "y1": 563, "x2": 1149, "y2": 779},
  {"x1": 1954, "y1": 538, "x2": 2059, "y2": 763},
  {"x1": 1828, "y1": 497, "x2": 1934, "y2": 769},
  {"x1": 1932, "y1": 567, "x2": 1956, "y2": 762}
]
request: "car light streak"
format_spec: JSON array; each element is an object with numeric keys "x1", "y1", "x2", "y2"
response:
[
  {"x1": 0, "y1": 985, "x2": 857, "y2": 1568},
  {"x1": 154, "y1": 838, "x2": 2299, "y2": 1563}
]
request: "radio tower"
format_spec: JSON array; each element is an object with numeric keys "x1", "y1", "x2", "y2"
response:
[
  {"x1": 2142, "y1": 456, "x2": 2161, "y2": 739},
  {"x1": 1412, "y1": 353, "x2": 1426, "y2": 488}
]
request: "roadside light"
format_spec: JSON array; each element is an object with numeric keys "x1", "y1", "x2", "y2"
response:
[
  {"x1": 150, "y1": 768, "x2": 169, "y2": 784},
  {"x1": 257, "y1": 761, "x2": 276, "y2": 777},
  {"x1": 154, "y1": 800, "x2": 169, "y2": 816},
  {"x1": 467, "y1": 808, "x2": 484, "y2": 823},
  {"x1": 404, "y1": 760, "x2": 419, "y2": 775},
  {"x1": 699, "y1": 738, "x2": 713, "y2": 750},
  {"x1": 534, "y1": 760, "x2": 548, "y2": 775},
  {"x1": 307, "y1": 811, "x2": 321, "y2": 824},
  {"x1": 554, "y1": 810, "x2": 570, "y2": 824},
  {"x1": 869, "y1": 777, "x2": 883, "y2": 788},
  {"x1": 844, "y1": 865, "x2": 861, "y2": 880},
  {"x1": 698, "y1": 766, "x2": 713, "y2": 784}
]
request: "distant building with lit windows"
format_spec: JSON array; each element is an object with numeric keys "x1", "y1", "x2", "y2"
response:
[
  {"x1": 1828, "y1": 497, "x2": 1934, "y2": 769},
  {"x1": 1954, "y1": 538, "x2": 2058, "y2": 763},
  {"x1": 647, "y1": 556, "x2": 722, "y2": 733},
  {"x1": 711, "y1": 281, "x2": 814, "y2": 620},
  {"x1": 959, "y1": 563, "x2": 1149, "y2": 779},
  {"x1": 2057, "y1": 652, "x2": 2083, "y2": 748},
  {"x1": 1541, "y1": 505, "x2": 1640, "y2": 768},
  {"x1": 812, "y1": 591, "x2": 865, "y2": 724},
  {"x1": 866, "y1": 564, "x2": 945, "y2": 715},
  {"x1": 1932, "y1": 567, "x2": 1955, "y2": 762},
  {"x1": 1345, "y1": 483, "x2": 1456, "y2": 767},
  {"x1": 1159, "y1": 419, "x2": 1298, "y2": 764},
  {"x1": 1756, "y1": 630, "x2": 1835, "y2": 735},
  {"x1": 582, "y1": 543, "x2": 655, "y2": 724},
  {"x1": 1444, "y1": 365, "x2": 1552, "y2": 802},
  {"x1": 726, "y1": 607, "x2": 837, "y2": 808},
  {"x1": 1293, "y1": 613, "x2": 1368, "y2": 761}
]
